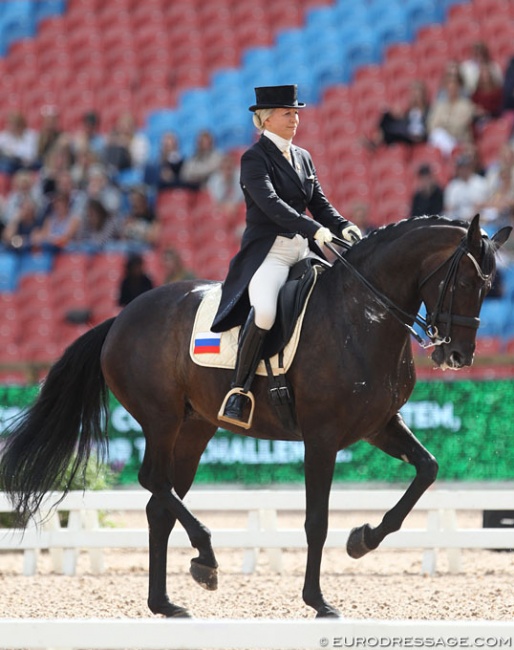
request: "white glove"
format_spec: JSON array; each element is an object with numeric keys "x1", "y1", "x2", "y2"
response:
[
  {"x1": 313, "y1": 227, "x2": 333, "y2": 245},
  {"x1": 341, "y1": 223, "x2": 362, "y2": 244}
]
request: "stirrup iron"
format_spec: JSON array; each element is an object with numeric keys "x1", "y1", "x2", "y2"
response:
[{"x1": 217, "y1": 387, "x2": 255, "y2": 430}]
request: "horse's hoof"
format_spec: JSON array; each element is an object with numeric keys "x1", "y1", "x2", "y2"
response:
[
  {"x1": 190, "y1": 558, "x2": 218, "y2": 591},
  {"x1": 346, "y1": 524, "x2": 373, "y2": 559},
  {"x1": 149, "y1": 601, "x2": 191, "y2": 618},
  {"x1": 167, "y1": 606, "x2": 191, "y2": 619},
  {"x1": 315, "y1": 606, "x2": 341, "y2": 619}
]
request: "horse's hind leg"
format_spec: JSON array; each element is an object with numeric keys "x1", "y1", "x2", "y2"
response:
[
  {"x1": 347, "y1": 413, "x2": 438, "y2": 559},
  {"x1": 140, "y1": 419, "x2": 217, "y2": 618}
]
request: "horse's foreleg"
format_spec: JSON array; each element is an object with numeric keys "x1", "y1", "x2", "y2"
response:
[
  {"x1": 302, "y1": 444, "x2": 340, "y2": 618},
  {"x1": 347, "y1": 413, "x2": 438, "y2": 559}
]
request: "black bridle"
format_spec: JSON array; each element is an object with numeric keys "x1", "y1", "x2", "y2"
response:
[{"x1": 327, "y1": 235, "x2": 492, "y2": 349}]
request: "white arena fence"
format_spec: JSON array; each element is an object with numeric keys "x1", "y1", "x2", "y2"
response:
[
  {"x1": 0, "y1": 618, "x2": 514, "y2": 650},
  {"x1": 1, "y1": 488, "x2": 513, "y2": 578}
]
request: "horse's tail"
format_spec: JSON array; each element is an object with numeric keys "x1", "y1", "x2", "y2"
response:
[{"x1": 0, "y1": 317, "x2": 116, "y2": 524}]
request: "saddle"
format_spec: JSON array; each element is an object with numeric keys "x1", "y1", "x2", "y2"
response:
[
  {"x1": 262, "y1": 257, "x2": 329, "y2": 359},
  {"x1": 190, "y1": 258, "x2": 328, "y2": 434}
]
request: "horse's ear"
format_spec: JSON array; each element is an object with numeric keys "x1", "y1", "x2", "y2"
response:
[
  {"x1": 466, "y1": 214, "x2": 482, "y2": 250},
  {"x1": 491, "y1": 225, "x2": 512, "y2": 250}
]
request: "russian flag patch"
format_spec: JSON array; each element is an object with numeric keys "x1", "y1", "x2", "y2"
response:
[{"x1": 194, "y1": 331, "x2": 222, "y2": 354}]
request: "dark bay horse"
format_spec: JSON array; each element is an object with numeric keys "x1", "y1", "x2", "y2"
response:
[{"x1": 0, "y1": 214, "x2": 510, "y2": 618}]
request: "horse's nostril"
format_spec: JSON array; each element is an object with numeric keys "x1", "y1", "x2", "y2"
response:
[{"x1": 450, "y1": 351, "x2": 465, "y2": 368}]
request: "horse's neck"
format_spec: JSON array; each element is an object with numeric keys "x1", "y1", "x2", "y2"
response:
[{"x1": 346, "y1": 235, "x2": 425, "y2": 312}]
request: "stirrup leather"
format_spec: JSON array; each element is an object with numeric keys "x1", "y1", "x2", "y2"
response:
[{"x1": 217, "y1": 387, "x2": 255, "y2": 430}]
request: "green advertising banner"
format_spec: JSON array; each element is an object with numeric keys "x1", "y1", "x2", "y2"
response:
[{"x1": 0, "y1": 380, "x2": 512, "y2": 485}]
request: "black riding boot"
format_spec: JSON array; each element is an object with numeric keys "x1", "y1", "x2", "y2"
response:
[{"x1": 218, "y1": 309, "x2": 267, "y2": 429}]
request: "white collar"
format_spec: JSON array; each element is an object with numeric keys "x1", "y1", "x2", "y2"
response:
[{"x1": 263, "y1": 130, "x2": 292, "y2": 154}]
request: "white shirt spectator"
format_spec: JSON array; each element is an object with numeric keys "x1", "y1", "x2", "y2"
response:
[{"x1": 444, "y1": 156, "x2": 489, "y2": 222}]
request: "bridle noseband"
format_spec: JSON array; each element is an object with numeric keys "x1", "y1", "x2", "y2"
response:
[{"x1": 327, "y1": 235, "x2": 491, "y2": 349}]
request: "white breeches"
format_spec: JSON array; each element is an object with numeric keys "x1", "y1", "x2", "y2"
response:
[{"x1": 248, "y1": 234, "x2": 320, "y2": 330}]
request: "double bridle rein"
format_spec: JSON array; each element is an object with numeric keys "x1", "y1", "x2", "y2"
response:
[{"x1": 327, "y1": 235, "x2": 491, "y2": 350}]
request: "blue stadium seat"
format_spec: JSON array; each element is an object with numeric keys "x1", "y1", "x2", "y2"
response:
[
  {"x1": 0, "y1": 252, "x2": 19, "y2": 292},
  {"x1": 18, "y1": 251, "x2": 54, "y2": 278},
  {"x1": 500, "y1": 265, "x2": 514, "y2": 302},
  {"x1": 342, "y1": 29, "x2": 381, "y2": 79},
  {"x1": 405, "y1": 0, "x2": 445, "y2": 35},
  {"x1": 34, "y1": 0, "x2": 67, "y2": 24},
  {"x1": 478, "y1": 298, "x2": 512, "y2": 338},
  {"x1": 0, "y1": 1, "x2": 36, "y2": 55}
]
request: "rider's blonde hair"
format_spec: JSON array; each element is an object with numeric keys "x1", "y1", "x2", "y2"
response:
[{"x1": 252, "y1": 108, "x2": 274, "y2": 131}]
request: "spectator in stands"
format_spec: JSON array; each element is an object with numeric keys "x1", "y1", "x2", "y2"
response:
[
  {"x1": 0, "y1": 111, "x2": 38, "y2": 175},
  {"x1": 363, "y1": 80, "x2": 430, "y2": 150},
  {"x1": 85, "y1": 164, "x2": 122, "y2": 216},
  {"x1": 37, "y1": 136, "x2": 76, "y2": 197},
  {"x1": 1, "y1": 169, "x2": 40, "y2": 226},
  {"x1": 478, "y1": 163, "x2": 514, "y2": 230},
  {"x1": 144, "y1": 131, "x2": 186, "y2": 190},
  {"x1": 485, "y1": 142, "x2": 514, "y2": 193},
  {"x1": 460, "y1": 41, "x2": 503, "y2": 97},
  {"x1": 71, "y1": 144, "x2": 100, "y2": 190},
  {"x1": 74, "y1": 197, "x2": 118, "y2": 252},
  {"x1": 37, "y1": 169, "x2": 88, "y2": 228},
  {"x1": 2, "y1": 196, "x2": 39, "y2": 252},
  {"x1": 72, "y1": 111, "x2": 105, "y2": 158},
  {"x1": 181, "y1": 129, "x2": 223, "y2": 190},
  {"x1": 502, "y1": 55, "x2": 514, "y2": 112},
  {"x1": 118, "y1": 252, "x2": 154, "y2": 307},
  {"x1": 207, "y1": 152, "x2": 244, "y2": 213},
  {"x1": 36, "y1": 105, "x2": 62, "y2": 166},
  {"x1": 103, "y1": 112, "x2": 150, "y2": 177},
  {"x1": 471, "y1": 62, "x2": 504, "y2": 132},
  {"x1": 443, "y1": 153, "x2": 489, "y2": 221},
  {"x1": 427, "y1": 69, "x2": 476, "y2": 157},
  {"x1": 409, "y1": 163, "x2": 444, "y2": 217},
  {"x1": 162, "y1": 247, "x2": 196, "y2": 284},
  {"x1": 32, "y1": 191, "x2": 82, "y2": 252},
  {"x1": 120, "y1": 185, "x2": 159, "y2": 249}
]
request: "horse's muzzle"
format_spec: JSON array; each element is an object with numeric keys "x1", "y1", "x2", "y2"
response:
[{"x1": 431, "y1": 343, "x2": 473, "y2": 370}]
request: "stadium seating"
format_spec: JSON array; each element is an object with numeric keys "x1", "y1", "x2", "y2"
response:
[{"x1": 0, "y1": 0, "x2": 513, "y2": 375}]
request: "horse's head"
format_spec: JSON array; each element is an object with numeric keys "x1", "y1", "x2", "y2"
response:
[{"x1": 420, "y1": 214, "x2": 511, "y2": 370}]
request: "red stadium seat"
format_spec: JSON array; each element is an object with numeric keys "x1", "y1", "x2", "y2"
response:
[
  {"x1": 443, "y1": 7, "x2": 481, "y2": 61},
  {"x1": 474, "y1": 336, "x2": 502, "y2": 356},
  {"x1": 476, "y1": 114, "x2": 514, "y2": 167}
]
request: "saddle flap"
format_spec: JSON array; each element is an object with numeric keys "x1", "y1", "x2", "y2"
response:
[{"x1": 263, "y1": 259, "x2": 326, "y2": 358}]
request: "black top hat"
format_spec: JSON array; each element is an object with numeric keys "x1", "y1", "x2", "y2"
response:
[{"x1": 249, "y1": 85, "x2": 306, "y2": 112}]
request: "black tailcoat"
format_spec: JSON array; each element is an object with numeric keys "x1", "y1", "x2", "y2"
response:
[{"x1": 211, "y1": 135, "x2": 348, "y2": 332}]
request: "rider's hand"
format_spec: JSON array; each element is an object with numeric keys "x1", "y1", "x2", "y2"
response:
[
  {"x1": 313, "y1": 227, "x2": 333, "y2": 245},
  {"x1": 341, "y1": 223, "x2": 362, "y2": 244}
]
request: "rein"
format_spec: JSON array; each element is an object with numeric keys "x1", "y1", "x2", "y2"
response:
[{"x1": 327, "y1": 234, "x2": 490, "y2": 349}]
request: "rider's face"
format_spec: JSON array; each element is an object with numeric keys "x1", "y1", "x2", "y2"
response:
[{"x1": 264, "y1": 108, "x2": 299, "y2": 141}]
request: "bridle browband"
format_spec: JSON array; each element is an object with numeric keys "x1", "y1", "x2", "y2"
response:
[{"x1": 327, "y1": 234, "x2": 492, "y2": 349}]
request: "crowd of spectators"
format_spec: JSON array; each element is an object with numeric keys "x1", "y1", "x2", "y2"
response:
[
  {"x1": 361, "y1": 42, "x2": 514, "y2": 251},
  {"x1": 0, "y1": 39, "x2": 513, "y2": 291},
  {"x1": 0, "y1": 107, "x2": 233, "y2": 265}
]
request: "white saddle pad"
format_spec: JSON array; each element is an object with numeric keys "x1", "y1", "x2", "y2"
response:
[{"x1": 189, "y1": 281, "x2": 316, "y2": 376}]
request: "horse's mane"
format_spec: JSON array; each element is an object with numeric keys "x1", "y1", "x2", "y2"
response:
[
  {"x1": 360, "y1": 214, "x2": 469, "y2": 245},
  {"x1": 341, "y1": 214, "x2": 497, "y2": 275}
]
